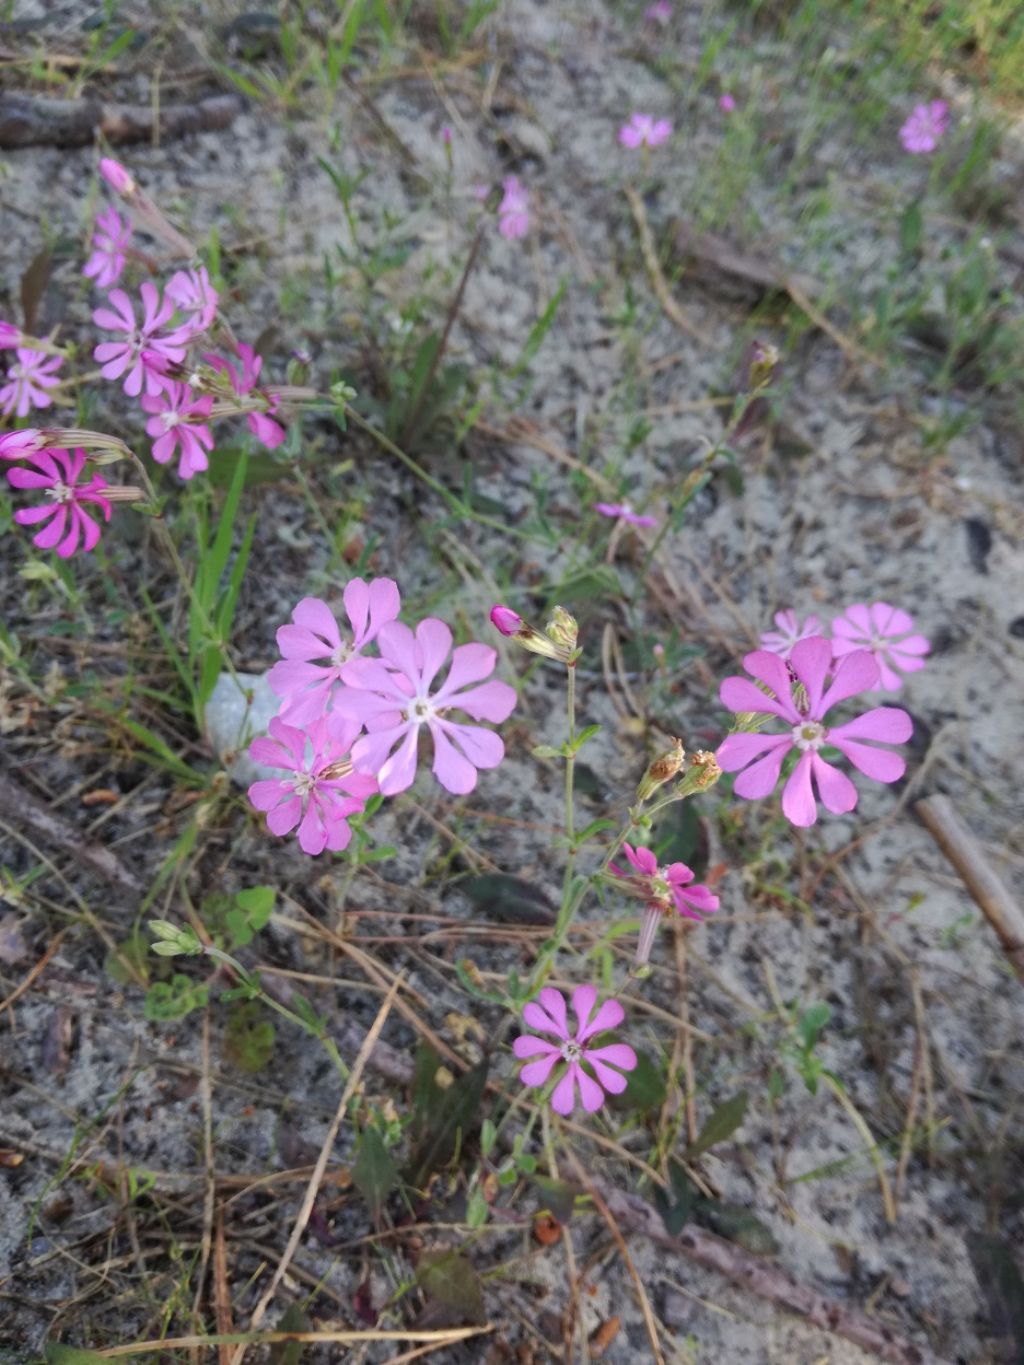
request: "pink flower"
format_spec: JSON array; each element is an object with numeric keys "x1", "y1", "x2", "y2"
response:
[
  {"x1": 335, "y1": 618, "x2": 517, "y2": 796},
  {"x1": 441, "y1": 125, "x2": 453, "y2": 144},
  {"x1": 141, "y1": 382, "x2": 215, "y2": 480},
  {"x1": 268, "y1": 579, "x2": 402, "y2": 727},
  {"x1": 831, "y1": 602, "x2": 930, "y2": 691},
  {"x1": 99, "y1": 157, "x2": 136, "y2": 197},
  {"x1": 716, "y1": 638, "x2": 912, "y2": 827},
  {"x1": 1, "y1": 348, "x2": 63, "y2": 418},
  {"x1": 0, "y1": 321, "x2": 20, "y2": 348},
  {"x1": 618, "y1": 113, "x2": 673, "y2": 149},
  {"x1": 899, "y1": 101, "x2": 949, "y2": 154},
  {"x1": 0, "y1": 429, "x2": 48, "y2": 460},
  {"x1": 644, "y1": 1, "x2": 672, "y2": 21},
  {"x1": 719, "y1": 93, "x2": 736, "y2": 113},
  {"x1": 83, "y1": 207, "x2": 132, "y2": 290},
  {"x1": 93, "y1": 283, "x2": 189, "y2": 398},
  {"x1": 611, "y1": 842, "x2": 720, "y2": 923},
  {"x1": 7, "y1": 447, "x2": 111, "y2": 558},
  {"x1": 490, "y1": 604, "x2": 523, "y2": 637},
  {"x1": 205, "y1": 343, "x2": 286, "y2": 449},
  {"x1": 166, "y1": 266, "x2": 219, "y2": 333},
  {"x1": 759, "y1": 609, "x2": 824, "y2": 659},
  {"x1": 594, "y1": 501, "x2": 657, "y2": 528},
  {"x1": 247, "y1": 716, "x2": 377, "y2": 856},
  {"x1": 498, "y1": 176, "x2": 530, "y2": 240},
  {"x1": 513, "y1": 985, "x2": 637, "y2": 1115}
]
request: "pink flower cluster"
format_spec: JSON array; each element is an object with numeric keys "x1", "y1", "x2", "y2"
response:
[
  {"x1": 718, "y1": 604, "x2": 927, "y2": 825},
  {"x1": 248, "y1": 579, "x2": 517, "y2": 853},
  {"x1": 899, "y1": 100, "x2": 949, "y2": 155}
]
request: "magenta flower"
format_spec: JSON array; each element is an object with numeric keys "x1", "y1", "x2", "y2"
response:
[
  {"x1": 490, "y1": 605, "x2": 523, "y2": 637},
  {"x1": 205, "y1": 343, "x2": 286, "y2": 449},
  {"x1": 618, "y1": 113, "x2": 673, "y2": 149},
  {"x1": 899, "y1": 101, "x2": 949, "y2": 154},
  {"x1": 611, "y1": 842, "x2": 720, "y2": 922},
  {"x1": 141, "y1": 382, "x2": 215, "y2": 480},
  {"x1": 513, "y1": 985, "x2": 637, "y2": 1115},
  {"x1": 759, "y1": 609, "x2": 824, "y2": 659},
  {"x1": 831, "y1": 602, "x2": 930, "y2": 692},
  {"x1": 166, "y1": 266, "x2": 219, "y2": 334},
  {"x1": 497, "y1": 177, "x2": 530, "y2": 240},
  {"x1": 268, "y1": 579, "x2": 402, "y2": 727},
  {"x1": 1, "y1": 321, "x2": 21, "y2": 348},
  {"x1": 7, "y1": 447, "x2": 111, "y2": 558},
  {"x1": 594, "y1": 501, "x2": 657, "y2": 528},
  {"x1": 719, "y1": 93, "x2": 736, "y2": 113},
  {"x1": 99, "y1": 158, "x2": 136, "y2": 197},
  {"x1": 93, "y1": 283, "x2": 189, "y2": 398},
  {"x1": 335, "y1": 618, "x2": 517, "y2": 796},
  {"x1": 1, "y1": 348, "x2": 63, "y2": 418},
  {"x1": 644, "y1": 0, "x2": 672, "y2": 21},
  {"x1": 83, "y1": 207, "x2": 132, "y2": 290},
  {"x1": 717, "y1": 637, "x2": 912, "y2": 827},
  {"x1": 0, "y1": 429, "x2": 48, "y2": 460},
  {"x1": 247, "y1": 716, "x2": 377, "y2": 856}
]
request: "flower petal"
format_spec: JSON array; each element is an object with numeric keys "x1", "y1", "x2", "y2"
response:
[
  {"x1": 781, "y1": 752, "x2": 818, "y2": 827},
  {"x1": 810, "y1": 753, "x2": 858, "y2": 815},
  {"x1": 730, "y1": 737, "x2": 791, "y2": 799},
  {"x1": 819, "y1": 648, "x2": 880, "y2": 714}
]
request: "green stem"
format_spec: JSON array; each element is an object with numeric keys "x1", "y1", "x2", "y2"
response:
[{"x1": 562, "y1": 664, "x2": 577, "y2": 898}]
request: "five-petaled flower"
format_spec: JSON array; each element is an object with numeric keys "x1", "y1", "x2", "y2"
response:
[
  {"x1": 831, "y1": 602, "x2": 930, "y2": 691},
  {"x1": 7, "y1": 447, "x2": 111, "y2": 558},
  {"x1": 716, "y1": 637, "x2": 912, "y2": 827},
  {"x1": 759, "y1": 608, "x2": 824, "y2": 660},
  {"x1": 247, "y1": 716, "x2": 377, "y2": 856},
  {"x1": 93, "y1": 283, "x2": 189, "y2": 397},
  {"x1": 335, "y1": 618, "x2": 516, "y2": 796},
  {"x1": 268, "y1": 579, "x2": 402, "y2": 727},
  {"x1": 1, "y1": 347, "x2": 63, "y2": 418},
  {"x1": 497, "y1": 176, "x2": 530, "y2": 240},
  {"x1": 83, "y1": 207, "x2": 133, "y2": 290},
  {"x1": 899, "y1": 101, "x2": 949, "y2": 155},
  {"x1": 141, "y1": 382, "x2": 215, "y2": 480},
  {"x1": 618, "y1": 113, "x2": 672, "y2": 149},
  {"x1": 205, "y1": 343, "x2": 286, "y2": 449},
  {"x1": 595, "y1": 501, "x2": 657, "y2": 528},
  {"x1": 167, "y1": 267, "x2": 219, "y2": 334},
  {"x1": 513, "y1": 985, "x2": 637, "y2": 1115}
]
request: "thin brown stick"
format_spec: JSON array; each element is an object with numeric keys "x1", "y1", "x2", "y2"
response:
[
  {"x1": 0, "y1": 929, "x2": 67, "y2": 1014},
  {"x1": 916, "y1": 794, "x2": 1024, "y2": 984},
  {"x1": 625, "y1": 186, "x2": 709, "y2": 344},
  {"x1": 97, "y1": 1328, "x2": 492, "y2": 1357}
]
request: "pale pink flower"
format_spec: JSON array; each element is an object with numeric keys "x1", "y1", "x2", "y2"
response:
[
  {"x1": 247, "y1": 716, "x2": 377, "y2": 856},
  {"x1": 498, "y1": 176, "x2": 530, "y2": 240},
  {"x1": 83, "y1": 207, "x2": 132, "y2": 290},
  {"x1": 99, "y1": 157, "x2": 136, "y2": 197},
  {"x1": 7, "y1": 447, "x2": 111, "y2": 558},
  {"x1": 141, "y1": 382, "x2": 215, "y2": 480},
  {"x1": 618, "y1": 113, "x2": 673, "y2": 149},
  {"x1": 335, "y1": 618, "x2": 517, "y2": 796},
  {"x1": 759, "y1": 609, "x2": 824, "y2": 659},
  {"x1": 644, "y1": 1, "x2": 672, "y2": 22},
  {"x1": 831, "y1": 602, "x2": 930, "y2": 691},
  {"x1": 594, "y1": 501, "x2": 657, "y2": 528},
  {"x1": 0, "y1": 429, "x2": 48, "y2": 460},
  {"x1": 0, "y1": 321, "x2": 20, "y2": 348},
  {"x1": 611, "y1": 842, "x2": 720, "y2": 922},
  {"x1": 513, "y1": 985, "x2": 637, "y2": 1115},
  {"x1": 899, "y1": 101, "x2": 949, "y2": 154},
  {"x1": 166, "y1": 266, "x2": 219, "y2": 333},
  {"x1": 93, "y1": 283, "x2": 189, "y2": 397},
  {"x1": 0, "y1": 348, "x2": 63, "y2": 418},
  {"x1": 441, "y1": 125, "x2": 453, "y2": 144},
  {"x1": 205, "y1": 343, "x2": 286, "y2": 449},
  {"x1": 717, "y1": 637, "x2": 912, "y2": 827},
  {"x1": 268, "y1": 579, "x2": 402, "y2": 727},
  {"x1": 719, "y1": 93, "x2": 736, "y2": 113}
]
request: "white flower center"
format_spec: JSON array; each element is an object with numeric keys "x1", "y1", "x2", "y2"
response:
[
  {"x1": 407, "y1": 697, "x2": 435, "y2": 724},
  {"x1": 329, "y1": 641, "x2": 352, "y2": 668},
  {"x1": 45, "y1": 481, "x2": 73, "y2": 504},
  {"x1": 161, "y1": 411, "x2": 182, "y2": 430},
  {"x1": 291, "y1": 771, "x2": 316, "y2": 798},
  {"x1": 560, "y1": 1040, "x2": 583, "y2": 1063},
  {"x1": 792, "y1": 720, "x2": 826, "y2": 751}
]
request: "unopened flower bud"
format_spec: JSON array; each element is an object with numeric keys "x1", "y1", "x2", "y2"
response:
[
  {"x1": 545, "y1": 605, "x2": 578, "y2": 652},
  {"x1": 41, "y1": 428, "x2": 132, "y2": 461},
  {"x1": 149, "y1": 919, "x2": 202, "y2": 957},
  {"x1": 100, "y1": 157, "x2": 136, "y2": 198},
  {"x1": 637, "y1": 737, "x2": 685, "y2": 802},
  {"x1": 676, "y1": 749, "x2": 722, "y2": 795},
  {"x1": 0, "y1": 429, "x2": 47, "y2": 460},
  {"x1": 490, "y1": 605, "x2": 523, "y2": 637},
  {"x1": 0, "y1": 321, "x2": 20, "y2": 349},
  {"x1": 747, "y1": 340, "x2": 780, "y2": 392},
  {"x1": 102, "y1": 485, "x2": 147, "y2": 502},
  {"x1": 489, "y1": 603, "x2": 575, "y2": 665}
]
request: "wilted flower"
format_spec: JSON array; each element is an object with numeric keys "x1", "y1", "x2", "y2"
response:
[
  {"x1": 513, "y1": 985, "x2": 637, "y2": 1115},
  {"x1": 716, "y1": 637, "x2": 912, "y2": 827},
  {"x1": 611, "y1": 842, "x2": 720, "y2": 923},
  {"x1": 498, "y1": 176, "x2": 530, "y2": 240},
  {"x1": 83, "y1": 207, "x2": 133, "y2": 290},
  {"x1": 899, "y1": 101, "x2": 949, "y2": 154},
  {"x1": 248, "y1": 716, "x2": 377, "y2": 856},
  {"x1": 205, "y1": 343, "x2": 286, "y2": 449},
  {"x1": 759, "y1": 609, "x2": 824, "y2": 660},
  {"x1": 7, "y1": 447, "x2": 111, "y2": 558},
  {"x1": 618, "y1": 113, "x2": 672, "y2": 149},
  {"x1": 831, "y1": 602, "x2": 930, "y2": 691},
  {"x1": 335, "y1": 618, "x2": 516, "y2": 795},
  {"x1": 141, "y1": 382, "x2": 215, "y2": 480},
  {"x1": 0, "y1": 348, "x2": 63, "y2": 418}
]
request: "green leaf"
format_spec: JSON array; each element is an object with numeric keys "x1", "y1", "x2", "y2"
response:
[
  {"x1": 899, "y1": 198, "x2": 923, "y2": 260},
  {"x1": 530, "y1": 1173, "x2": 580, "y2": 1224},
  {"x1": 144, "y1": 975, "x2": 208, "y2": 1022},
  {"x1": 609, "y1": 1048, "x2": 666, "y2": 1113},
  {"x1": 460, "y1": 873, "x2": 555, "y2": 926},
  {"x1": 686, "y1": 1090, "x2": 749, "y2": 1159},
  {"x1": 695, "y1": 1199, "x2": 779, "y2": 1255},
  {"x1": 653, "y1": 1159, "x2": 695, "y2": 1238},
  {"x1": 45, "y1": 1346, "x2": 109, "y2": 1364},
  {"x1": 571, "y1": 723, "x2": 602, "y2": 751},
  {"x1": 415, "y1": 1250, "x2": 486, "y2": 1326},
  {"x1": 797, "y1": 1002, "x2": 831, "y2": 1051},
  {"x1": 353, "y1": 1127, "x2": 399, "y2": 1220},
  {"x1": 268, "y1": 1304, "x2": 306, "y2": 1365},
  {"x1": 406, "y1": 1046, "x2": 488, "y2": 1189},
  {"x1": 531, "y1": 744, "x2": 562, "y2": 759}
]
